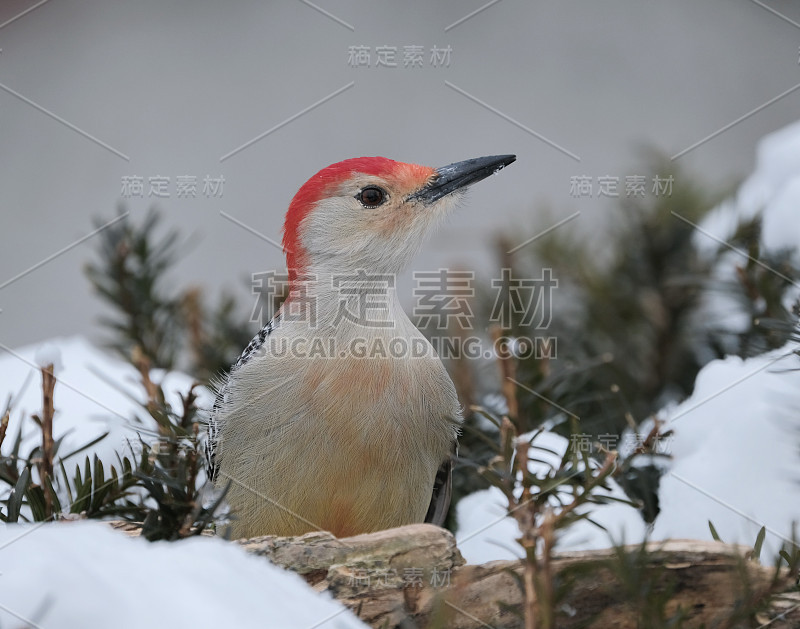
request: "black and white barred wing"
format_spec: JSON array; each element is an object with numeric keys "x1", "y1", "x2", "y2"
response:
[
  {"x1": 204, "y1": 318, "x2": 276, "y2": 483},
  {"x1": 424, "y1": 443, "x2": 455, "y2": 527}
]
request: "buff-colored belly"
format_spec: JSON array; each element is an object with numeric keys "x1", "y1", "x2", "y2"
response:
[
  {"x1": 225, "y1": 436, "x2": 434, "y2": 539},
  {"x1": 218, "y1": 353, "x2": 457, "y2": 539}
]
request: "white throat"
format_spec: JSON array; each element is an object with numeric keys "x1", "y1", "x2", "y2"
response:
[{"x1": 281, "y1": 270, "x2": 414, "y2": 336}]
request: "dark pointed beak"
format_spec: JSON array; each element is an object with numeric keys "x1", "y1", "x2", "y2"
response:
[{"x1": 409, "y1": 154, "x2": 516, "y2": 204}]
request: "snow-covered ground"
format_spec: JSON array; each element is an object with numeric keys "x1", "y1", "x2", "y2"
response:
[
  {"x1": 0, "y1": 521, "x2": 367, "y2": 629},
  {"x1": 2, "y1": 333, "x2": 796, "y2": 627}
]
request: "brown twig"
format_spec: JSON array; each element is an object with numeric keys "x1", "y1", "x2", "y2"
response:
[
  {"x1": 40, "y1": 363, "x2": 56, "y2": 518},
  {"x1": 183, "y1": 389, "x2": 200, "y2": 507},
  {"x1": 514, "y1": 438, "x2": 539, "y2": 629},
  {"x1": 490, "y1": 321, "x2": 537, "y2": 627},
  {"x1": 491, "y1": 324, "x2": 519, "y2": 423},
  {"x1": 181, "y1": 287, "x2": 206, "y2": 372},
  {"x1": 132, "y1": 346, "x2": 159, "y2": 418},
  {"x1": 632, "y1": 417, "x2": 672, "y2": 457},
  {"x1": 0, "y1": 408, "x2": 9, "y2": 452},
  {"x1": 538, "y1": 508, "x2": 557, "y2": 629}
]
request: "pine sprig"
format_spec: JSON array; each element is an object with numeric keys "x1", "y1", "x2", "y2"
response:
[{"x1": 0, "y1": 352, "x2": 226, "y2": 540}]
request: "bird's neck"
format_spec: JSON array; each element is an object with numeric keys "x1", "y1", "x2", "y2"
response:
[{"x1": 283, "y1": 269, "x2": 410, "y2": 332}]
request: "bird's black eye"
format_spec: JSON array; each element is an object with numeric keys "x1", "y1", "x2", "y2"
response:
[{"x1": 356, "y1": 186, "x2": 386, "y2": 208}]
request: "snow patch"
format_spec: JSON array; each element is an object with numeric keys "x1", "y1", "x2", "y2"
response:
[
  {"x1": 456, "y1": 341, "x2": 800, "y2": 563},
  {"x1": 0, "y1": 521, "x2": 367, "y2": 629},
  {"x1": 0, "y1": 336, "x2": 211, "y2": 468}
]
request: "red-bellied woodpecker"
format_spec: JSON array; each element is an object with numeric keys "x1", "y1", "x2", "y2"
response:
[{"x1": 207, "y1": 154, "x2": 516, "y2": 539}]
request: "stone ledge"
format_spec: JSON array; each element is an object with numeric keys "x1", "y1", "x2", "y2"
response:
[{"x1": 234, "y1": 524, "x2": 797, "y2": 628}]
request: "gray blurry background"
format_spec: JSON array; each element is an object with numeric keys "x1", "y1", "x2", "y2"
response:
[{"x1": 1, "y1": 0, "x2": 799, "y2": 348}]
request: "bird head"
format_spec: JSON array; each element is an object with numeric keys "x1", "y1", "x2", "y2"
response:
[{"x1": 282, "y1": 154, "x2": 516, "y2": 284}]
